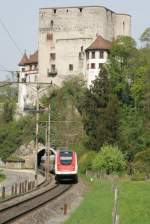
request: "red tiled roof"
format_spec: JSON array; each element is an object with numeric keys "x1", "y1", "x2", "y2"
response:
[
  {"x1": 86, "y1": 36, "x2": 112, "y2": 51},
  {"x1": 18, "y1": 51, "x2": 38, "y2": 66},
  {"x1": 28, "y1": 51, "x2": 38, "y2": 64},
  {"x1": 18, "y1": 52, "x2": 30, "y2": 66}
]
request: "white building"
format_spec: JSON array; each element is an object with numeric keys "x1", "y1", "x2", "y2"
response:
[
  {"x1": 85, "y1": 35, "x2": 111, "y2": 87},
  {"x1": 17, "y1": 51, "x2": 38, "y2": 116},
  {"x1": 17, "y1": 5, "x2": 131, "y2": 115},
  {"x1": 38, "y1": 5, "x2": 131, "y2": 85}
]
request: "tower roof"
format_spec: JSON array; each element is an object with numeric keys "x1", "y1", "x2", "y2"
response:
[
  {"x1": 18, "y1": 52, "x2": 30, "y2": 66},
  {"x1": 18, "y1": 51, "x2": 38, "y2": 66},
  {"x1": 86, "y1": 36, "x2": 112, "y2": 51},
  {"x1": 28, "y1": 51, "x2": 38, "y2": 64}
]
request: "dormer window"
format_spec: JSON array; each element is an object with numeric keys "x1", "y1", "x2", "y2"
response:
[
  {"x1": 92, "y1": 52, "x2": 95, "y2": 59},
  {"x1": 100, "y1": 50, "x2": 104, "y2": 59},
  {"x1": 21, "y1": 67, "x2": 25, "y2": 72},
  {"x1": 86, "y1": 52, "x2": 89, "y2": 60}
]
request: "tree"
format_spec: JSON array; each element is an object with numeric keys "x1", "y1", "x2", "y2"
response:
[
  {"x1": 40, "y1": 77, "x2": 85, "y2": 148},
  {"x1": 107, "y1": 36, "x2": 138, "y2": 106},
  {"x1": 140, "y1": 27, "x2": 150, "y2": 47},
  {"x1": 78, "y1": 67, "x2": 119, "y2": 150},
  {"x1": 92, "y1": 144, "x2": 125, "y2": 174},
  {"x1": 133, "y1": 149, "x2": 150, "y2": 178}
]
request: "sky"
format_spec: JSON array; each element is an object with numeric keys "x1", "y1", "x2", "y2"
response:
[{"x1": 0, "y1": 0, "x2": 149, "y2": 80}]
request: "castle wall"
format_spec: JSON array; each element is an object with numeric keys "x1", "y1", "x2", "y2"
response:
[{"x1": 38, "y1": 6, "x2": 131, "y2": 85}]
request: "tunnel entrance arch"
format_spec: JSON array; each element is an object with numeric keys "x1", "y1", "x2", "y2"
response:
[
  {"x1": 37, "y1": 149, "x2": 45, "y2": 167},
  {"x1": 37, "y1": 147, "x2": 56, "y2": 168}
]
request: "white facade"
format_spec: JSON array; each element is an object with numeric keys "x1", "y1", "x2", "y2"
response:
[
  {"x1": 17, "y1": 54, "x2": 38, "y2": 116},
  {"x1": 86, "y1": 50, "x2": 108, "y2": 87}
]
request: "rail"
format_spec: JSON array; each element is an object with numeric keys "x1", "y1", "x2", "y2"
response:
[{"x1": 0, "y1": 183, "x2": 72, "y2": 224}]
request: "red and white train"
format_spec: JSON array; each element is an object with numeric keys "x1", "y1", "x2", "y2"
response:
[{"x1": 55, "y1": 150, "x2": 78, "y2": 183}]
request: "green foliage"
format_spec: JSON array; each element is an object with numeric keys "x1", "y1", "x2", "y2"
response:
[
  {"x1": 78, "y1": 67, "x2": 119, "y2": 150},
  {"x1": 133, "y1": 149, "x2": 150, "y2": 178},
  {"x1": 105, "y1": 34, "x2": 150, "y2": 162},
  {"x1": 140, "y1": 27, "x2": 150, "y2": 47},
  {"x1": 0, "y1": 85, "x2": 17, "y2": 123},
  {"x1": 79, "y1": 151, "x2": 97, "y2": 173},
  {"x1": 40, "y1": 77, "x2": 85, "y2": 148},
  {"x1": 0, "y1": 170, "x2": 6, "y2": 183},
  {"x1": 131, "y1": 171, "x2": 146, "y2": 181},
  {"x1": 92, "y1": 144, "x2": 125, "y2": 174},
  {"x1": 6, "y1": 155, "x2": 25, "y2": 162},
  {"x1": 107, "y1": 36, "x2": 137, "y2": 106},
  {"x1": 118, "y1": 106, "x2": 148, "y2": 160},
  {"x1": 0, "y1": 116, "x2": 35, "y2": 160}
]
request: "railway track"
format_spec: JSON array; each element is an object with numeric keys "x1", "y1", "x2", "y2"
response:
[{"x1": 0, "y1": 183, "x2": 72, "y2": 224}]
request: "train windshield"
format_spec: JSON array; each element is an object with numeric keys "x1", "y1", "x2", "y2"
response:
[{"x1": 60, "y1": 151, "x2": 73, "y2": 165}]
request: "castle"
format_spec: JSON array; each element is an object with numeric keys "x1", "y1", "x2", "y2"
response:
[{"x1": 17, "y1": 5, "x2": 131, "y2": 115}]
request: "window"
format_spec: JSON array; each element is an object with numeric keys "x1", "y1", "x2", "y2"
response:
[
  {"x1": 69, "y1": 64, "x2": 73, "y2": 71},
  {"x1": 51, "y1": 64, "x2": 56, "y2": 72},
  {"x1": 92, "y1": 51, "x2": 95, "y2": 59},
  {"x1": 79, "y1": 8, "x2": 83, "y2": 12},
  {"x1": 47, "y1": 33, "x2": 53, "y2": 40},
  {"x1": 100, "y1": 50, "x2": 104, "y2": 59},
  {"x1": 86, "y1": 52, "x2": 89, "y2": 60},
  {"x1": 54, "y1": 9, "x2": 56, "y2": 14},
  {"x1": 51, "y1": 20, "x2": 54, "y2": 27},
  {"x1": 22, "y1": 67, "x2": 25, "y2": 72},
  {"x1": 81, "y1": 46, "x2": 83, "y2": 51},
  {"x1": 91, "y1": 63, "x2": 95, "y2": 69},
  {"x1": 50, "y1": 53, "x2": 56, "y2": 60},
  {"x1": 60, "y1": 151, "x2": 73, "y2": 165}
]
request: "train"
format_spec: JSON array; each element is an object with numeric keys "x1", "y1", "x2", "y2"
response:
[
  {"x1": 40, "y1": 148, "x2": 56, "y2": 173},
  {"x1": 55, "y1": 149, "x2": 78, "y2": 183},
  {"x1": 40, "y1": 148, "x2": 78, "y2": 183}
]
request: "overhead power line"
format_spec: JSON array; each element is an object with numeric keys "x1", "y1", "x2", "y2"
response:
[{"x1": 0, "y1": 17, "x2": 23, "y2": 56}]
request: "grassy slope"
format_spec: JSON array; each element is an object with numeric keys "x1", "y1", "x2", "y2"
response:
[
  {"x1": 65, "y1": 180, "x2": 113, "y2": 224},
  {"x1": 119, "y1": 181, "x2": 150, "y2": 224},
  {"x1": 0, "y1": 173, "x2": 5, "y2": 182}
]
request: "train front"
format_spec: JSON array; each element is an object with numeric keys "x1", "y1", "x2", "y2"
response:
[{"x1": 55, "y1": 150, "x2": 78, "y2": 183}]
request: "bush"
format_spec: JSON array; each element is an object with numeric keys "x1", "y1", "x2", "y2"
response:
[
  {"x1": 92, "y1": 144, "x2": 125, "y2": 175},
  {"x1": 131, "y1": 171, "x2": 146, "y2": 181},
  {"x1": 133, "y1": 149, "x2": 150, "y2": 179},
  {"x1": 79, "y1": 151, "x2": 97, "y2": 174}
]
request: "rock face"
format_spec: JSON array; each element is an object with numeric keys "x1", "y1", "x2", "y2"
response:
[
  {"x1": 15, "y1": 140, "x2": 34, "y2": 156},
  {"x1": 14, "y1": 141, "x2": 45, "y2": 169}
]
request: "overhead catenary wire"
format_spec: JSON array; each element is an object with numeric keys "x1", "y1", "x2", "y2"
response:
[{"x1": 0, "y1": 17, "x2": 23, "y2": 56}]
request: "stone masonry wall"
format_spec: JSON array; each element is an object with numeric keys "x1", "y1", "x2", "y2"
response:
[{"x1": 38, "y1": 6, "x2": 131, "y2": 85}]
